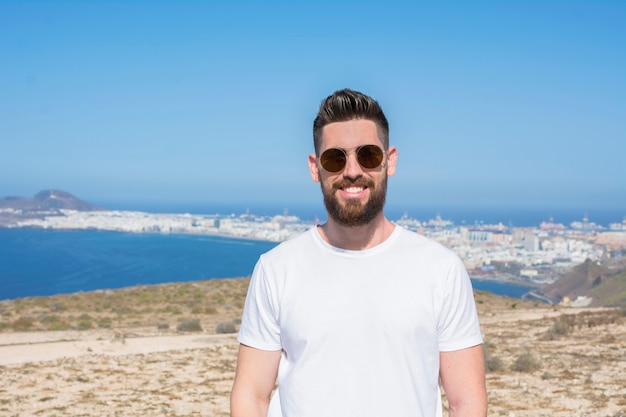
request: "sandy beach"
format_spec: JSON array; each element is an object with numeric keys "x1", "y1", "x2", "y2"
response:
[{"x1": 1, "y1": 280, "x2": 624, "y2": 416}]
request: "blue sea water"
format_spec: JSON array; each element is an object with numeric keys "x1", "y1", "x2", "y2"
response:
[
  {"x1": 1, "y1": 227, "x2": 532, "y2": 301},
  {"x1": 0, "y1": 228, "x2": 277, "y2": 300},
  {"x1": 470, "y1": 280, "x2": 530, "y2": 299}
]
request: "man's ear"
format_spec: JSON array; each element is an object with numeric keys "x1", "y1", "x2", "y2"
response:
[
  {"x1": 386, "y1": 146, "x2": 398, "y2": 176},
  {"x1": 308, "y1": 154, "x2": 321, "y2": 182}
]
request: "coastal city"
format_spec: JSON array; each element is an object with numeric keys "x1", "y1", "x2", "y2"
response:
[{"x1": 4, "y1": 206, "x2": 626, "y2": 292}]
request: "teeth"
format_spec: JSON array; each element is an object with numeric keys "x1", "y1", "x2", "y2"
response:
[{"x1": 344, "y1": 187, "x2": 363, "y2": 193}]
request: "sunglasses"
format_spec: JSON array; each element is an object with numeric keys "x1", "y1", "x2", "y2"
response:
[{"x1": 318, "y1": 144, "x2": 385, "y2": 173}]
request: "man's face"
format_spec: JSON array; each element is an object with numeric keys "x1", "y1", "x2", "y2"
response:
[{"x1": 308, "y1": 119, "x2": 397, "y2": 227}]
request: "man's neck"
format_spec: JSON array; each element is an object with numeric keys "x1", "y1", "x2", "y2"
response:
[{"x1": 317, "y1": 214, "x2": 395, "y2": 251}]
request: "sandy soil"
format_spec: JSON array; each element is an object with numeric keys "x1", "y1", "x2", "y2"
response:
[{"x1": 0, "y1": 285, "x2": 624, "y2": 417}]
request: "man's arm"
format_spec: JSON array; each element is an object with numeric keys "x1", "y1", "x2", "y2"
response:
[
  {"x1": 231, "y1": 344, "x2": 282, "y2": 417},
  {"x1": 439, "y1": 344, "x2": 487, "y2": 417}
]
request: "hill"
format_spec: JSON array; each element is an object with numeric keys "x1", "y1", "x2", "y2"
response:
[
  {"x1": 0, "y1": 279, "x2": 624, "y2": 416},
  {"x1": 588, "y1": 268, "x2": 626, "y2": 307},
  {"x1": 542, "y1": 257, "x2": 626, "y2": 307},
  {"x1": 0, "y1": 190, "x2": 104, "y2": 212},
  {"x1": 0, "y1": 190, "x2": 105, "y2": 226}
]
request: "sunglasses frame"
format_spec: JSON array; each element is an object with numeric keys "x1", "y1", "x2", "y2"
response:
[{"x1": 318, "y1": 144, "x2": 386, "y2": 173}]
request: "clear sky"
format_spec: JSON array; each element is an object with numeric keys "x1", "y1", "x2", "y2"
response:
[{"x1": 1, "y1": 1, "x2": 624, "y2": 212}]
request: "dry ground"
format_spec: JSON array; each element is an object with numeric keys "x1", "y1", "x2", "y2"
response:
[{"x1": 0, "y1": 279, "x2": 624, "y2": 417}]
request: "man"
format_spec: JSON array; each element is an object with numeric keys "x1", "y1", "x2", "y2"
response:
[{"x1": 231, "y1": 89, "x2": 487, "y2": 417}]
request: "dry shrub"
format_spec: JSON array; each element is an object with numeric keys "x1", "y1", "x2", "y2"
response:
[
  {"x1": 50, "y1": 301, "x2": 66, "y2": 311},
  {"x1": 76, "y1": 313, "x2": 93, "y2": 330},
  {"x1": 216, "y1": 321, "x2": 237, "y2": 334},
  {"x1": 177, "y1": 318, "x2": 202, "y2": 332},
  {"x1": 511, "y1": 352, "x2": 541, "y2": 373},
  {"x1": 98, "y1": 317, "x2": 112, "y2": 328},
  {"x1": 12, "y1": 316, "x2": 35, "y2": 330},
  {"x1": 486, "y1": 355, "x2": 504, "y2": 373},
  {"x1": 542, "y1": 316, "x2": 571, "y2": 340},
  {"x1": 483, "y1": 340, "x2": 503, "y2": 373},
  {"x1": 39, "y1": 314, "x2": 61, "y2": 324},
  {"x1": 600, "y1": 333, "x2": 616, "y2": 343}
]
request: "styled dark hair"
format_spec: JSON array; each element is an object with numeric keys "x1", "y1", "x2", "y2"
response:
[{"x1": 313, "y1": 88, "x2": 389, "y2": 154}]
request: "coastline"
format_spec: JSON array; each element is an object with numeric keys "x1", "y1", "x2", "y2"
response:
[
  {"x1": 469, "y1": 272, "x2": 541, "y2": 288},
  {"x1": 2, "y1": 208, "x2": 625, "y2": 302}
]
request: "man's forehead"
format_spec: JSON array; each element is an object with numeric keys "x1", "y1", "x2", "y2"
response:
[{"x1": 321, "y1": 119, "x2": 380, "y2": 139}]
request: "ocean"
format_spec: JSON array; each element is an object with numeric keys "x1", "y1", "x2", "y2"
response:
[
  {"x1": 0, "y1": 228, "x2": 276, "y2": 301},
  {"x1": 2, "y1": 226, "x2": 532, "y2": 301}
]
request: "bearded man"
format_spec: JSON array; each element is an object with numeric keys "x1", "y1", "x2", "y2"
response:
[{"x1": 231, "y1": 88, "x2": 487, "y2": 417}]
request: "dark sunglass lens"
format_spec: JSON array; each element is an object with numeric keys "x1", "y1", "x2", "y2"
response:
[
  {"x1": 320, "y1": 148, "x2": 347, "y2": 172},
  {"x1": 357, "y1": 145, "x2": 384, "y2": 169}
]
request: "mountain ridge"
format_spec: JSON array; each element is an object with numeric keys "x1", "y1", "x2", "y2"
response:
[
  {"x1": 0, "y1": 190, "x2": 104, "y2": 212},
  {"x1": 0, "y1": 190, "x2": 105, "y2": 227},
  {"x1": 542, "y1": 257, "x2": 626, "y2": 307}
]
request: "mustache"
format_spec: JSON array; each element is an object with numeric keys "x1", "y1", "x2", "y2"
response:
[{"x1": 332, "y1": 178, "x2": 374, "y2": 191}]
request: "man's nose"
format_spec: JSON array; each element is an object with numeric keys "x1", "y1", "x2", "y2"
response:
[{"x1": 342, "y1": 152, "x2": 363, "y2": 178}]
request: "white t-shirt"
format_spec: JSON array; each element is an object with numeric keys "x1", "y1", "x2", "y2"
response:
[{"x1": 238, "y1": 225, "x2": 483, "y2": 417}]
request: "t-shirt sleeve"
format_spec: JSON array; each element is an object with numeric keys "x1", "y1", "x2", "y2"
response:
[
  {"x1": 237, "y1": 257, "x2": 283, "y2": 351},
  {"x1": 438, "y1": 252, "x2": 483, "y2": 352}
]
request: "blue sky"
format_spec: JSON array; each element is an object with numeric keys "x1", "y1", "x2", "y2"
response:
[{"x1": 1, "y1": 1, "x2": 624, "y2": 213}]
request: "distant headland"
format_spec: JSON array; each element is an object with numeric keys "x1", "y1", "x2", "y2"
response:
[{"x1": 0, "y1": 189, "x2": 104, "y2": 226}]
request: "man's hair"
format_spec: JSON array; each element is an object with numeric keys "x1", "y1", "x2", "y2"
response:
[{"x1": 313, "y1": 88, "x2": 389, "y2": 154}]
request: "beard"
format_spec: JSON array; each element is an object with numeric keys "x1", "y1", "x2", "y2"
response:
[{"x1": 321, "y1": 176, "x2": 387, "y2": 227}]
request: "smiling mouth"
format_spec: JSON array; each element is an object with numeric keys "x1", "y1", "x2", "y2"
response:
[
  {"x1": 334, "y1": 179, "x2": 371, "y2": 196},
  {"x1": 343, "y1": 186, "x2": 365, "y2": 194}
]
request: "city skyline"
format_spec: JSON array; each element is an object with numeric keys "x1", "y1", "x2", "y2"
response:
[{"x1": 1, "y1": 1, "x2": 625, "y2": 210}]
